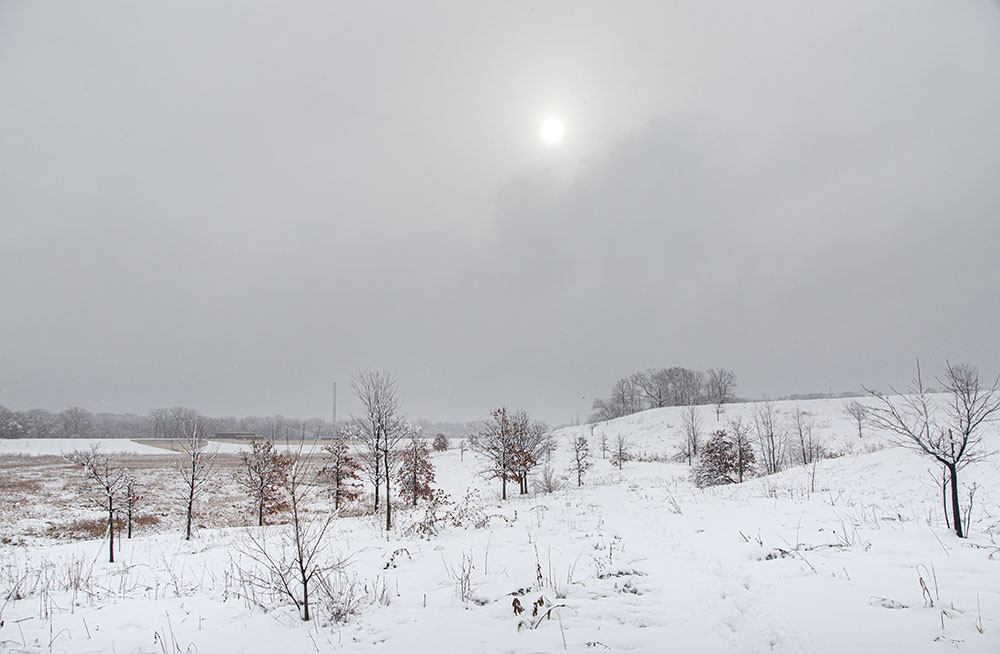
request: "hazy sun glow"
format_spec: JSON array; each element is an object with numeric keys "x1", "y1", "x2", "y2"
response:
[{"x1": 540, "y1": 116, "x2": 566, "y2": 145}]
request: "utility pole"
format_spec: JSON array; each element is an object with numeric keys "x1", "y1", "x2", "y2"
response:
[{"x1": 331, "y1": 382, "x2": 338, "y2": 438}]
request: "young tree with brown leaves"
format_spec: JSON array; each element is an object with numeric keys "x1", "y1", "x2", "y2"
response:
[
  {"x1": 234, "y1": 438, "x2": 290, "y2": 526},
  {"x1": 66, "y1": 443, "x2": 124, "y2": 562},
  {"x1": 432, "y1": 433, "x2": 449, "y2": 451},
  {"x1": 397, "y1": 433, "x2": 435, "y2": 506},
  {"x1": 866, "y1": 360, "x2": 1000, "y2": 538},
  {"x1": 320, "y1": 438, "x2": 362, "y2": 511}
]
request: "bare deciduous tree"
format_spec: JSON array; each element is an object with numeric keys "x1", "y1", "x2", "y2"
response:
[
  {"x1": 792, "y1": 407, "x2": 822, "y2": 465},
  {"x1": 351, "y1": 369, "x2": 407, "y2": 531},
  {"x1": 121, "y1": 468, "x2": 142, "y2": 539},
  {"x1": 468, "y1": 407, "x2": 519, "y2": 500},
  {"x1": 707, "y1": 368, "x2": 737, "y2": 420},
  {"x1": 845, "y1": 400, "x2": 868, "y2": 439},
  {"x1": 234, "y1": 438, "x2": 290, "y2": 526},
  {"x1": 240, "y1": 442, "x2": 340, "y2": 622},
  {"x1": 681, "y1": 405, "x2": 703, "y2": 465},
  {"x1": 611, "y1": 435, "x2": 630, "y2": 470},
  {"x1": 753, "y1": 400, "x2": 787, "y2": 475},
  {"x1": 570, "y1": 435, "x2": 593, "y2": 487},
  {"x1": 66, "y1": 443, "x2": 124, "y2": 562},
  {"x1": 866, "y1": 360, "x2": 1000, "y2": 538},
  {"x1": 727, "y1": 416, "x2": 756, "y2": 483},
  {"x1": 177, "y1": 415, "x2": 218, "y2": 540}
]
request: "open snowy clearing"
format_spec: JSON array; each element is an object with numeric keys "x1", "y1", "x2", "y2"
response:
[{"x1": 1, "y1": 397, "x2": 998, "y2": 653}]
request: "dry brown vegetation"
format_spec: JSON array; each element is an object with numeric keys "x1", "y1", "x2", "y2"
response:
[{"x1": 0, "y1": 452, "x2": 330, "y2": 543}]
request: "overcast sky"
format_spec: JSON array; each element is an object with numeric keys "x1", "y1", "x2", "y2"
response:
[{"x1": 2, "y1": 1, "x2": 999, "y2": 424}]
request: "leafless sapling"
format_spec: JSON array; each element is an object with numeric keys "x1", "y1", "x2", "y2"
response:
[
  {"x1": 681, "y1": 404, "x2": 703, "y2": 465},
  {"x1": 570, "y1": 435, "x2": 593, "y2": 487},
  {"x1": 176, "y1": 416, "x2": 218, "y2": 540},
  {"x1": 866, "y1": 360, "x2": 1000, "y2": 538},
  {"x1": 351, "y1": 369, "x2": 407, "y2": 531},
  {"x1": 468, "y1": 407, "x2": 520, "y2": 500},
  {"x1": 845, "y1": 400, "x2": 868, "y2": 439},
  {"x1": 753, "y1": 400, "x2": 787, "y2": 475},
  {"x1": 610, "y1": 435, "x2": 630, "y2": 470},
  {"x1": 66, "y1": 443, "x2": 124, "y2": 562},
  {"x1": 727, "y1": 416, "x2": 756, "y2": 483},
  {"x1": 120, "y1": 468, "x2": 142, "y2": 539},
  {"x1": 240, "y1": 441, "x2": 341, "y2": 622}
]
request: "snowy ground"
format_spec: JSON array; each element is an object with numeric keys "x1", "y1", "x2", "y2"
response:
[{"x1": 1, "y1": 396, "x2": 998, "y2": 653}]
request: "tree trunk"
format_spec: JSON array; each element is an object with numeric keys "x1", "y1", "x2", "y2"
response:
[
  {"x1": 108, "y1": 497, "x2": 115, "y2": 563},
  {"x1": 186, "y1": 485, "x2": 194, "y2": 540},
  {"x1": 947, "y1": 462, "x2": 963, "y2": 538},
  {"x1": 383, "y1": 448, "x2": 392, "y2": 531},
  {"x1": 127, "y1": 507, "x2": 133, "y2": 539}
]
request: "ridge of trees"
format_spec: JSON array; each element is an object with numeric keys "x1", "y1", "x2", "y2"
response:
[{"x1": 590, "y1": 367, "x2": 737, "y2": 422}]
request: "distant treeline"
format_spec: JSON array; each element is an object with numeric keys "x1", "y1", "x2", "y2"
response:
[
  {"x1": 0, "y1": 404, "x2": 477, "y2": 442},
  {"x1": 590, "y1": 367, "x2": 737, "y2": 422},
  {"x1": 0, "y1": 404, "x2": 336, "y2": 440}
]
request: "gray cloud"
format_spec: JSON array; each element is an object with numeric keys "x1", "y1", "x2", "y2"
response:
[{"x1": 1, "y1": 1, "x2": 998, "y2": 423}]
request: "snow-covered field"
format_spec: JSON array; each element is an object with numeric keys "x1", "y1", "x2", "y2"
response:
[
  {"x1": 1, "y1": 397, "x2": 998, "y2": 653},
  {"x1": 0, "y1": 438, "x2": 168, "y2": 457}
]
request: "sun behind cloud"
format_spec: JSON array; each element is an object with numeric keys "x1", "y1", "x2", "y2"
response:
[{"x1": 540, "y1": 116, "x2": 566, "y2": 145}]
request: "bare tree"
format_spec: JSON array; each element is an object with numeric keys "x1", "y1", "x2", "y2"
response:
[
  {"x1": 66, "y1": 443, "x2": 124, "y2": 562},
  {"x1": 680, "y1": 404, "x2": 703, "y2": 465},
  {"x1": 707, "y1": 368, "x2": 737, "y2": 420},
  {"x1": 468, "y1": 407, "x2": 519, "y2": 500},
  {"x1": 866, "y1": 360, "x2": 1000, "y2": 538},
  {"x1": 177, "y1": 415, "x2": 218, "y2": 540},
  {"x1": 727, "y1": 416, "x2": 756, "y2": 483},
  {"x1": 234, "y1": 438, "x2": 290, "y2": 526},
  {"x1": 635, "y1": 369, "x2": 672, "y2": 408},
  {"x1": 845, "y1": 400, "x2": 868, "y2": 439},
  {"x1": 120, "y1": 468, "x2": 142, "y2": 539},
  {"x1": 240, "y1": 441, "x2": 340, "y2": 622},
  {"x1": 320, "y1": 437, "x2": 361, "y2": 511},
  {"x1": 753, "y1": 401, "x2": 787, "y2": 475},
  {"x1": 792, "y1": 407, "x2": 821, "y2": 465},
  {"x1": 351, "y1": 369, "x2": 407, "y2": 531},
  {"x1": 611, "y1": 435, "x2": 630, "y2": 470},
  {"x1": 509, "y1": 412, "x2": 549, "y2": 495},
  {"x1": 570, "y1": 435, "x2": 593, "y2": 486}
]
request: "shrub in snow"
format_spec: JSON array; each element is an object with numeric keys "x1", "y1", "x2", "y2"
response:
[
  {"x1": 320, "y1": 438, "x2": 362, "y2": 511},
  {"x1": 694, "y1": 430, "x2": 756, "y2": 488},
  {"x1": 397, "y1": 433, "x2": 435, "y2": 506},
  {"x1": 234, "y1": 438, "x2": 290, "y2": 526}
]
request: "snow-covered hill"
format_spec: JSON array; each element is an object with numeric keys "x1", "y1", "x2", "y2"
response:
[{"x1": 1, "y1": 396, "x2": 998, "y2": 653}]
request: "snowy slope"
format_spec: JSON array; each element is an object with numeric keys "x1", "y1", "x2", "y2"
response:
[{"x1": 1, "y1": 397, "x2": 998, "y2": 653}]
